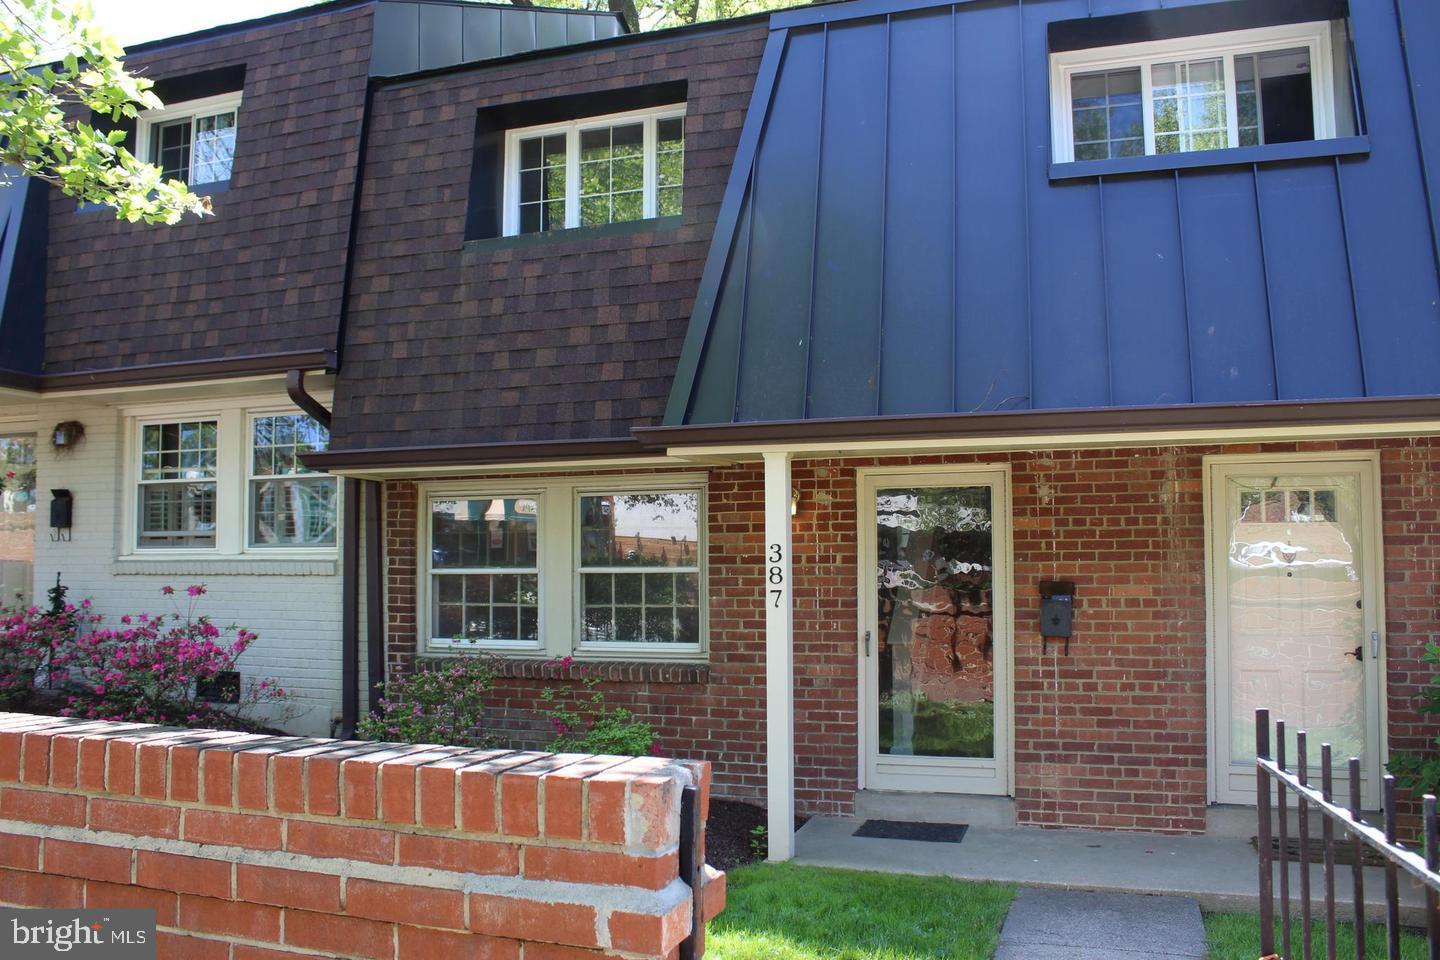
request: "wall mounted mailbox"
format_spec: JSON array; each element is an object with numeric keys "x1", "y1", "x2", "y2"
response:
[
  {"x1": 50, "y1": 489, "x2": 72, "y2": 541},
  {"x1": 1039, "y1": 580, "x2": 1075, "y2": 654}
]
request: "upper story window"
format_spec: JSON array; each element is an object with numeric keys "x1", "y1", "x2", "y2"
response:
[
  {"x1": 1050, "y1": 22, "x2": 1352, "y2": 164},
  {"x1": 137, "y1": 92, "x2": 242, "y2": 186},
  {"x1": 503, "y1": 105, "x2": 685, "y2": 236}
]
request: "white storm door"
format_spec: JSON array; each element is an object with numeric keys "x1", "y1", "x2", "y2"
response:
[{"x1": 1209, "y1": 456, "x2": 1383, "y2": 808}]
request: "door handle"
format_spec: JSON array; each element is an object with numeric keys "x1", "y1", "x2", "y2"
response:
[
  {"x1": 1371, "y1": 629, "x2": 1380, "y2": 658},
  {"x1": 1345, "y1": 645, "x2": 1363, "y2": 662},
  {"x1": 862, "y1": 630, "x2": 871, "y2": 658}
]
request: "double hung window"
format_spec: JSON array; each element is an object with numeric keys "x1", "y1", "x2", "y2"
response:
[{"x1": 423, "y1": 479, "x2": 706, "y2": 659}]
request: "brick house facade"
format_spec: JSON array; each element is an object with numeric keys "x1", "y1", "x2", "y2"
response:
[
  {"x1": 374, "y1": 438, "x2": 1440, "y2": 834},
  {"x1": 2, "y1": 0, "x2": 1438, "y2": 866}
]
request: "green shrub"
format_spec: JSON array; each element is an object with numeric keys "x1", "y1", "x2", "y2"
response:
[
  {"x1": 1388, "y1": 642, "x2": 1440, "y2": 798},
  {"x1": 539, "y1": 657, "x2": 657, "y2": 756},
  {"x1": 359, "y1": 656, "x2": 496, "y2": 747}
]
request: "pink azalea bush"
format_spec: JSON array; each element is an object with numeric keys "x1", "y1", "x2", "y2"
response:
[
  {"x1": 0, "y1": 595, "x2": 95, "y2": 709},
  {"x1": 0, "y1": 584, "x2": 289, "y2": 729},
  {"x1": 357, "y1": 655, "x2": 497, "y2": 747},
  {"x1": 539, "y1": 657, "x2": 658, "y2": 756}
]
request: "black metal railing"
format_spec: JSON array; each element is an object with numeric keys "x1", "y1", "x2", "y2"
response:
[{"x1": 1255, "y1": 707, "x2": 1440, "y2": 959}]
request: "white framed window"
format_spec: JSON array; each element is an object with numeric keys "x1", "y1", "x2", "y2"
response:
[
  {"x1": 136, "y1": 92, "x2": 242, "y2": 185},
  {"x1": 421, "y1": 476, "x2": 707, "y2": 660},
  {"x1": 428, "y1": 494, "x2": 542, "y2": 649},
  {"x1": 1049, "y1": 22, "x2": 1340, "y2": 163},
  {"x1": 502, "y1": 104, "x2": 686, "y2": 236},
  {"x1": 577, "y1": 490, "x2": 702, "y2": 652},
  {"x1": 123, "y1": 396, "x2": 335, "y2": 557},
  {"x1": 137, "y1": 419, "x2": 218, "y2": 548},
  {"x1": 248, "y1": 413, "x2": 337, "y2": 548}
]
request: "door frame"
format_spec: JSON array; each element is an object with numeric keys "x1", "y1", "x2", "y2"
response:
[
  {"x1": 1203, "y1": 450, "x2": 1387, "y2": 808},
  {"x1": 855, "y1": 463, "x2": 1014, "y2": 796}
]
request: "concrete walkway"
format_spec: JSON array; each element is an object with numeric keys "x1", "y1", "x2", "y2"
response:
[
  {"x1": 794, "y1": 816, "x2": 1429, "y2": 924},
  {"x1": 994, "y1": 888, "x2": 1207, "y2": 959}
]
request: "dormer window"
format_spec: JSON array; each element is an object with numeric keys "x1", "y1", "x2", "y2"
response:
[
  {"x1": 136, "y1": 92, "x2": 242, "y2": 187},
  {"x1": 502, "y1": 104, "x2": 685, "y2": 236},
  {"x1": 1049, "y1": 21, "x2": 1353, "y2": 164}
]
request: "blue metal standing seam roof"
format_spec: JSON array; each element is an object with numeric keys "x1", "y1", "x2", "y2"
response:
[{"x1": 663, "y1": 0, "x2": 1440, "y2": 428}]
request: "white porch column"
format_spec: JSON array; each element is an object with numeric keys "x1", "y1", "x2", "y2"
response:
[{"x1": 763, "y1": 450, "x2": 795, "y2": 861}]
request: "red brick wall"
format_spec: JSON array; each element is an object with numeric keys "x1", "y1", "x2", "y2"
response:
[
  {"x1": 381, "y1": 438, "x2": 1440, "y2": 833},
  {"x1": 0, "y1": 713, "x2": 722, "y2": 960}
]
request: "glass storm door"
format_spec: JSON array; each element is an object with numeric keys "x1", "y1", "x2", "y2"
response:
[
  {"x1": 861, "y1": 470, "x2": 1010, "y2": 795},
  {"x1": 0, "y1": 435, "x2": 35, "y2": 605},
  {"x1": 1209, "y1": 458, "x2": 1383, "y2": 808}
]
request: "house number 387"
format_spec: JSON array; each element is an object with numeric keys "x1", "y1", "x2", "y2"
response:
[{"x1": 768, "y1": 543, "x2": 784, "y2": 607}]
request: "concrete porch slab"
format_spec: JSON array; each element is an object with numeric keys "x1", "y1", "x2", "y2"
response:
[{"x1": 793, "y1": 816, "x2": 1430, "y2": 925}]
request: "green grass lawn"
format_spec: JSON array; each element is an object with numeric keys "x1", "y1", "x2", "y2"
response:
[
  {"x1": 706, "y1": 863, "x2": 1015, "y2": 960},
  {"x1": 1204, "y1": 911, "x2": 1431, "y2": 959}
]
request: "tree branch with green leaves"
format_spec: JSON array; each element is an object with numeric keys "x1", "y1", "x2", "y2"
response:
[{"x1": 0, "y1": 0, "x2": 210, "y2": 224}]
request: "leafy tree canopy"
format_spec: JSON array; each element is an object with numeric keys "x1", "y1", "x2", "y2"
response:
[
  {"x1": 519, "y1": 0, "x2": 801, "y2": 33},
  {"x1": 0, "y1": 0, "x2": 210, "y2": 224}
]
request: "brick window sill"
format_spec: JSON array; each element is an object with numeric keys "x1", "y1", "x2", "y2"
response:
[{"x1": 418, "y1": 654, "x2": 709, "y2": 686}]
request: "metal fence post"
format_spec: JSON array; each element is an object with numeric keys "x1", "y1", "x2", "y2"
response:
[
  {"x1": 1258, "y1": 708, "x2": 1276, "y2": 959},
  {"x1": 678, "y1": 784, "x2": 704, "y2": 960}
]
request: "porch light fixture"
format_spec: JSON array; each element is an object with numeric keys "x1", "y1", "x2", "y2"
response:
[
  {"x1": 50, "y1": 420, "x2": 85, "y2": 453},
  {"x1": 791, "y1": 487, "x2": 801, "y2": 516}
]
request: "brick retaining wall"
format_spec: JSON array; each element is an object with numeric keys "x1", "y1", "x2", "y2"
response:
[{"x1": 0, "y1": 712, "x2": 723, "y2": 959}]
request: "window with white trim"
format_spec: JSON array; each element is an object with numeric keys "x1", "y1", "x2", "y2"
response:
[
  {"x1": 138, "y1": 420, "x2": 218, "y2": 548},
  {"x1": 1050, "y1": 22, "x2": 1352, "y2": 163},
  {"x1": 423, "y1": 478, "x2": 706, "y2": 659},
  {"x1": 137, "y1": 92, "x2": 242, "y2": 186},
  {"x1": 503, "y1": 105, "x2": 686, "y2": 236},
  {"x1": 128, "y1": 401, "x2": 335, "y2": 555},
  {"x1": 249, "y1": 414, "x2": 337, "y2": 547},
  {"x1": 579, "y1": 492, "x2": 701, "y2": 646},
  {"x1": 429, "y1": 497, "x2": 541, "y2": 647}
]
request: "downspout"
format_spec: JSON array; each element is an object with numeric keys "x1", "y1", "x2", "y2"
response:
[
  {"x1": 287, "y1": 369, "x2": 364, "y2": 737},
  {"x1": 364, "y1": 479, "x2": 383, "y2": 715}
]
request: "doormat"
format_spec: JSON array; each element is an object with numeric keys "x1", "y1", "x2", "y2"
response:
[
  {"x1": 853, "y1": 820, "x2": 969, "y2": 843},
  {"x1": 1251, "y1": 835, "x2": 1387, "y2": 868}
]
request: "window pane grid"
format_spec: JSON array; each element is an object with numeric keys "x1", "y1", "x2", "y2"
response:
[
  {"x1": 580, "y1": 122, "x2": 644, "y2": 228},
  {"x1": 582, "y1": 571, "x2": 699, "y2": 645},
  {"x1": 1070, "y1": 67, "x2": 1143, "y2": 161},
  {"x1": 1152, "y1": 57, "x2": 1228, "y2": 154},
  {"x1": 139, "y1": 421, "x2": 217, "y2": 483},
  {"x1": 518, "y1": 133, "x2": 567, "y2": 235},
  {"x1": 433, "y1": 572, "x2": 540, "y2": 643},
  {"x1": 430, "y1": 497, "x2": 541, "y2": 644},
  {"x1": 510, "y1": 109, "x2": 684, "y2": 236},
  {"x1": 192, "y1": 110, "x2": 237, "y2": 184},
  {"x1": 249, "y1": 414, "x2": 335, "y2": 547},
  {"x1": 139, "y1": 482, "x2": 216, "y2": 547},
  {"x1": 578, "y1": 491, "x2": 701, "y2": 647}
]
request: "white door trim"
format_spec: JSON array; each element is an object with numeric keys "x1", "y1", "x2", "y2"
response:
[
  {"x1": 1203, "y1": 450, "x2": 1386, "y2": 808},
  {"x1": 855, "y1": 463, "x2": 1014, "y2": 796}
]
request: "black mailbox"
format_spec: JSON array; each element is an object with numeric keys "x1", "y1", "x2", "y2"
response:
[
  {"x1": 50, "y1": 489, "x2": 72, "y2": 541},
  {"x1": 1039, "y1": 580, "x2": 1075, "y2": 654}
]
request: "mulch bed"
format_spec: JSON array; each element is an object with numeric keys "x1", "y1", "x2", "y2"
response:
[{"x1": 705, "y1": 797, "x2": 807, "y2": 872}]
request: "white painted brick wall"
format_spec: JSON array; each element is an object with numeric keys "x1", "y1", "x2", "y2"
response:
[{"x1": 27, "y1": 391, "x2": 344, "y2": 736}]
